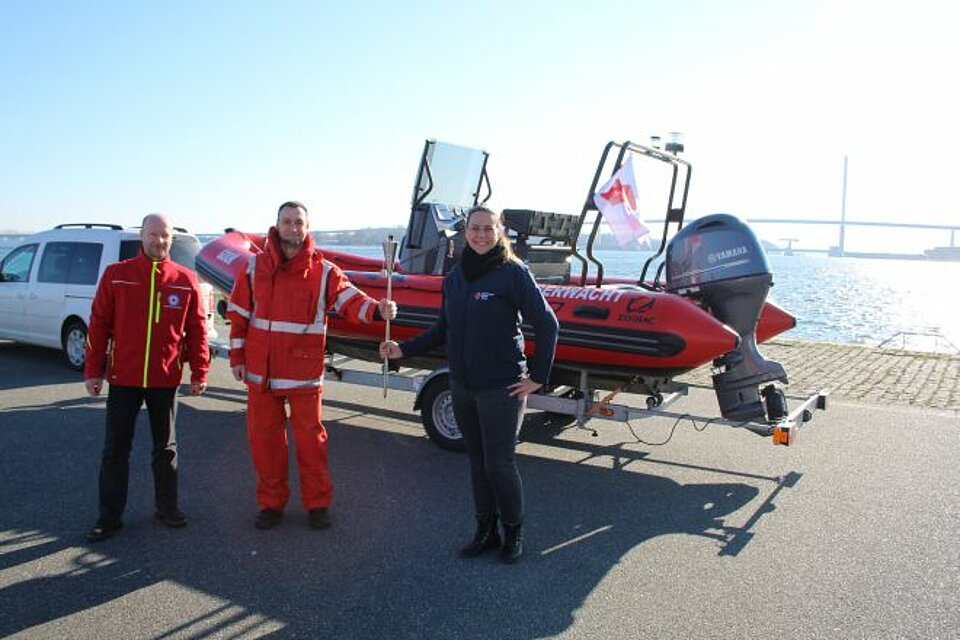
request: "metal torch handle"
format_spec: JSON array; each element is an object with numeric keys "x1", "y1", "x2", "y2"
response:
[{"x1": 382, "y1": 271, "x2": 393, "y2": 398}]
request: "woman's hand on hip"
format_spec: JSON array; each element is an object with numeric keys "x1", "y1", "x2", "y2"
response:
[{"x1": 508, "y1": 378, "x2": 542, "y2": 399}]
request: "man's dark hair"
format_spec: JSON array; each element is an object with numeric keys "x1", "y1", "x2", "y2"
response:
[{"x1": 277, "y1": 201, "x2": 308, "y2": 220}]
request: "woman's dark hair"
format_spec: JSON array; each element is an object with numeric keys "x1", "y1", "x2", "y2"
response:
[{"x1": 466, "y1": 205, "x2": 518, "y2": 261}]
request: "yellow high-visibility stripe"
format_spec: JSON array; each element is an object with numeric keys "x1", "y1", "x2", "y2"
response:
[{"x1": 143, "y1": 262, "x2": 159, "y2": 387}]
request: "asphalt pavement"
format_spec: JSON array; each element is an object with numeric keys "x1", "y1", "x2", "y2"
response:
[{"x1": 0, "y1": 340, "x2": 957, "y2": 639}]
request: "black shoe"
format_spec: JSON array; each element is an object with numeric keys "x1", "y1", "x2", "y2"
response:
[
  {"x1": 154, "y1": 509, "x2": 188, "y2": 528},
  {"x1": 501, "y1": 523, "x2": 523, "y2": 564},
  {"x1": 460, "y1": 514, "x2": 501, "y2": 558},
  {"x1": 86, "y1": 521, "x2": 122, "y2": 542},
  {"x1": 255, "y1": 509, "x2": 284, "y2": 530},
  {"x1": 308, "y1": 507, "x2": 332, "y2": 530}
]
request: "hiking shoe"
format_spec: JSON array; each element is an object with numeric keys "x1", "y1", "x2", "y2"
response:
[
  {"x1": 85, "y1": 521, "x2": 123, "y2": 542},
  {"x1": 255, "y1": 509, "x2": 284, "y2": 530},
  {"x1": 154, "y1": 510, "x2": 188, "y2": 528},
  {"x1": 308, "y1": 508, "x2": 332, "y2": 530}
]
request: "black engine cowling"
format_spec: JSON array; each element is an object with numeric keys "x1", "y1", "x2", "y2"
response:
[{"x1": 666, "y1": 213, "x2": 787, "y2": 422}]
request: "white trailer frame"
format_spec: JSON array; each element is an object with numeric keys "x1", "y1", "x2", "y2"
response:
[{"x1": 322, "y1": 353, "x2": 828, "y2": 450}]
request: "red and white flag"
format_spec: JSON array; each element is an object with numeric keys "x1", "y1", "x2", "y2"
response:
[{"x1": 593, "y1": 156, "x2": 649, "y2": 246}]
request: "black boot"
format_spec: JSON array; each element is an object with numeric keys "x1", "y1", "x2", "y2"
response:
[
  {"x1": 459, "y1": 514, "x2": 501, "y2": 558},
  {"x1": 501, "y1": 522, "x2": 523, "y2": 564}
]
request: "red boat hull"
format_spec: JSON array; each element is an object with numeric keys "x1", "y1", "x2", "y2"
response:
[{"x1": 197, "y1": 231, "x2": 793, "y2": 388}]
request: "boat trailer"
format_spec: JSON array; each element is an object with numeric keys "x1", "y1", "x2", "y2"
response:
[{"x1": 322, "y1": 353, "x2": 828, "y2": 451}]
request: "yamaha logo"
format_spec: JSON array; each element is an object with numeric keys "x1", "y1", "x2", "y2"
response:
[
  {"x1": 166, "y1": 293, "x2": 182, "y2": 308},
  {"x1": 707, "y1": 245, "x2": 748, "y2": 264}
]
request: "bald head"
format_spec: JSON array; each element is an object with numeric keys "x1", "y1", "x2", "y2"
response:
[
  {"x1": 140, "y1": 212, "x2": 173, "y2": 261},
  {"x1": 142, "y1": 212, "x2": 172, "y2": 229}
]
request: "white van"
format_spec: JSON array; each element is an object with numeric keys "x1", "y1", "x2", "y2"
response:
[{"x1": 0, "y1": 223, "x2": 217, "y2": 370}]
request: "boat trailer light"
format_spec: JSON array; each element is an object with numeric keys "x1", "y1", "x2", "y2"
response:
[{"x1": 771, "y1": 391, "x2": 829, "y2": 446}]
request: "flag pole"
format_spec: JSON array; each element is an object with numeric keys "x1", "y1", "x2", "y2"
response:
[{"x1": 381, "y1": 235, "x2": 398, "y2": 397}]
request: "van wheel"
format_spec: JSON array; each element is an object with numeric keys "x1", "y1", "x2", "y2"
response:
[
  {"x1": 62, "y1": 320, "x2": 87, "y2": 371},
  {"x1": 420, "y1": 377, "x2": 464, "y2": 452}
]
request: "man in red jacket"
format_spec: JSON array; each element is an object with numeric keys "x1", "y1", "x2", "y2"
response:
[
  {"x1": 84, "y1": 213, "x2": 210, "y2": 542},
  {"x1": 228, "y1": 201, "x2": 396, "y2": 530}
]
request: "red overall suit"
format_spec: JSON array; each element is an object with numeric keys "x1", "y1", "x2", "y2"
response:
[{"x1": 227, "y1": 229, "x2": 379, "y2": 512}]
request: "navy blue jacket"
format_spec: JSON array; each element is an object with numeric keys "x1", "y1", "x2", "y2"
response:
[{"x1": 400, "y1": 259, "x2": 558, "y2": 391}]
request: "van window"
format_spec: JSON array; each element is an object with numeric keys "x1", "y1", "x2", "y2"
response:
[
  {"x1": 120, "y1": 236, "x2": 200, "y2": 270},
  {"x1": 119, "y1": 240, "x2": 140, "y2": 261},
  {"x1": 170, "y1": 236, "x2": 200, "y2": 270},
  {"x1": 0, "y1": 244, "x2": 38, "y2": 282},
  {"x1": 69, "y1": 242, "x2": 104, "y2": 284},
  {"x1": 37, "y1": 242, "x2": 104, "y2": 285},
  {"x1": 38, "y1": 242, "x2": 73, "y2": 283}
]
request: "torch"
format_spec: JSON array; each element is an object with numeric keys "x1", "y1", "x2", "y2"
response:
[{"x1": 381, "y1": 235, "x2": 399, "y2": 397}]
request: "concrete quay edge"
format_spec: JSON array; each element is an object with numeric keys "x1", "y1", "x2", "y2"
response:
[{"x1": 677, "y1": 338, "x2": 960, "y2": 412}]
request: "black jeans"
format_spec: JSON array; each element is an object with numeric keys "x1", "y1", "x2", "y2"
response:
[
  {"x1": 97, "y1": 385, "x2": 179, "y2": 526},
  {"x1": 450, "y1": 381, "x2": 525, "y2": 525}
]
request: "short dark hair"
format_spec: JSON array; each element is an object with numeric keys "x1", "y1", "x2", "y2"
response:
[{"x1": 277, "y1": 201, "x2": 308, "y2": 220}]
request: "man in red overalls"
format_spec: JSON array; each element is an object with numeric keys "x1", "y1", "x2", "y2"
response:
[{"x1": 227, "y1": 201, "x2": 396, "y2": 530}]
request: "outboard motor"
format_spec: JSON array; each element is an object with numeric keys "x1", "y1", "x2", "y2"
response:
[{"x1": 665, "y1": 213, "x2": 787, "y2": 422}]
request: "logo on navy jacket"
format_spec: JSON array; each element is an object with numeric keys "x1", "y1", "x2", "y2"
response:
[
  {"x1": 165, "y1": 293, "x2": 182, "y2": 309},
  {"x1": 474, "y1": 291, "x2": 494, "y2": 301}
]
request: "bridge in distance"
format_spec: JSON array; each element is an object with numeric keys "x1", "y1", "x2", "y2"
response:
[{"x1": 741, "y1": 218, "x2": 960, "y2": 259}]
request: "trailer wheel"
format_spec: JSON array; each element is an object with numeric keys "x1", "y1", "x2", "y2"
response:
[{"x1": 420, "y1": 377, "x2": 464, "y2": 452}]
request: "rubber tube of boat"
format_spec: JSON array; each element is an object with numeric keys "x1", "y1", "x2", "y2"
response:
[{"x1": 382, "y1": 235, "x2": 399, "y2": 397}]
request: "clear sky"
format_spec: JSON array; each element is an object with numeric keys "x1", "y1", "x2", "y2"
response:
[{"x1": 2, "y1": 0, "x2": 957, "y2": 252}]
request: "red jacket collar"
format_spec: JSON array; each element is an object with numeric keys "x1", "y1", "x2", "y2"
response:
[
  {"x1": 135, "y1": 249, "x2": 169, "y2": 267},
  {"x1": 265, "y1": 227, "x2": 320, "y2": 269}
]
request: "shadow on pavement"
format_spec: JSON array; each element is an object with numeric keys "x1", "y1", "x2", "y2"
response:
[
  {"x1": 0, "y1": 341, "x2": 80, "y2": 390},
  {"x1": 1, "y1": 354, "x2": 787, "y2": 638}
]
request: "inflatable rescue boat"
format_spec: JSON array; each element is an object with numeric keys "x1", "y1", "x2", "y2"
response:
[{"x1": 197, "y1": 139, "x2": 797, "y2": 423}]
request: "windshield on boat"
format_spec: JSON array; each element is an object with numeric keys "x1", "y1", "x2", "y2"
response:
[{"x1": 411, "y1": 141, "x2": 488, "y2": 210}]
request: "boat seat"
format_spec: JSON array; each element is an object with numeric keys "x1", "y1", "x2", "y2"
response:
[
  {"x1": 503, "y1": 209, "x2": 578, "y2": 283},
  {"x1": 503, "y1": 209, "x2": 579, "y2": 243}
]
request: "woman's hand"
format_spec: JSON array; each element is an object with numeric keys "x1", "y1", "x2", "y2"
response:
[
  {"x1": 379, "y1": 340, "x2": 403, "y2": 360},
  {"x1": 508, "y1": 378, "x2": 542, "y2": 399}
]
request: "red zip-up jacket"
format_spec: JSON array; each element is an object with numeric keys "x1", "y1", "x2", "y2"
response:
[
  {"x1": 227, "y1": 229, "x2": 379, "y2": 395},
  {"x1": 84, "y1": 251, "x2": 210, "y2": 388}
]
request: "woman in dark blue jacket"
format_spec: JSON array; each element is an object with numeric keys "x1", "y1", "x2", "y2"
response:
[{"x1": 380, "y1": 206, "x2": 558, "y2": 563}]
